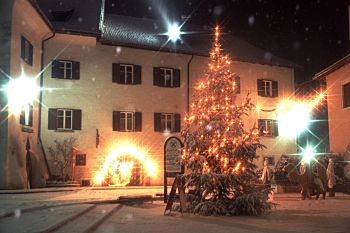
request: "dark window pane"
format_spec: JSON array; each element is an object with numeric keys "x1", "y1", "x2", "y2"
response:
[
  {"x1": 57, "y1": 117, "x2": 64, "y2": 128},
  {"x1": 66, "y1": 116, "x2": 72, "y2": 129},
  {"x1": 343, "y1": 82, "x2": 350, "y2": 108}
]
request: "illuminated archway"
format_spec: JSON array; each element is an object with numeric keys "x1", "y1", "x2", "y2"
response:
[{"x1": 94, "y1": 144, "x2": 157, "y2": 186}]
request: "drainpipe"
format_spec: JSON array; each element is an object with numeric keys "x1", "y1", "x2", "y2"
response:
[
  {"x1": 38, "y1": 31, "x2": 55, "y2": 178},
  {"x1": 187, "y1": 55, "x2": 194, "y2": 113}
]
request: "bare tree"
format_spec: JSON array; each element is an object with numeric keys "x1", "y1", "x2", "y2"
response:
[{"x1": 48, "y1": 137, "x2": 76, "y2": 181}]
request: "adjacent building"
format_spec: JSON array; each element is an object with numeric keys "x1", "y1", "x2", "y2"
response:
[
  {"x1": 0, "y1": 0, "x2": 298, "y2": 188},
  {"x1": 314, "y1": 54, "x2": 350, "y2": 179}
]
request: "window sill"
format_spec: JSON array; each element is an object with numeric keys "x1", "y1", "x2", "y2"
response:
[
  {"x1": 154, "y1": 85, "x2": 180, "y2": 88},
  {"x1": 55, "y1": 129, "x2": 75, "y2": 132},
  {"x1": 21, "y1": 127, "x2": 34, "y2": 133}
]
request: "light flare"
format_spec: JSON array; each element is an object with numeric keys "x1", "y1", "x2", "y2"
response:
[{"x1": 94, "y1": 144, "x2": 157, "y2": 186}]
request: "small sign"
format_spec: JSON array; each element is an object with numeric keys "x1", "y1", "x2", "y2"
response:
[{"x1": 164, "y1": 137, "x2": 183, "y2": 173}]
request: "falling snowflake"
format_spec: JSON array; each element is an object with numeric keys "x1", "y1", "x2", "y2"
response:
[
  {"x1": 213, "y1": 5, "x2": 225, "y2": 17},
  {"x1": 14, "y1": 209, "x2": 21, "y2": 218},
  {"x1": 248, "y1": 16, "x2": 255, "y2": 26},
  {"x1": 78, "y1": 17, "x2": 83, "y2": 23},
  {"x1": 148, "y1": 6, "x2": 152, "y2": 11},
  {"x1": 293, "y1": 41, "x2": 301, "y2": 50},
  {"x1": 264, "y1": 52, "x2": 272, "y2": 61}
]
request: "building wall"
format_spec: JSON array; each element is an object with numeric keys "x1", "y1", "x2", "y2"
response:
[
  {"x1": 326, "y1": 64, "x2": 350, "y2": 179},
  {"x1": 41, "y1": 33, "x2": 191, "y2": 185},
  {"x1": 41, "y1": 33, "x2": 297, "y2": 186},
  {"x1": 1, "y1": 0, "x2": 51, "y2": 189}
]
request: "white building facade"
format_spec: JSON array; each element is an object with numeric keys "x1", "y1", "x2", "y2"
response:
[
  {"x1": 314, "y1": 54, "x2": 350, "y2": 179},
  {"x1": 1, "y1": 0, "x2": 297, "y2": 188}
]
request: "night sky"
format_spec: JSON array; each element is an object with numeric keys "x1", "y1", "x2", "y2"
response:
[{"x1": 106, "y1": 0, "x2": 349, "y2": 83}]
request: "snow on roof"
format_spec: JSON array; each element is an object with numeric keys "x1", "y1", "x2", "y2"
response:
[
  {"x1": 101, "y1": 14, "x2": 297, "y2": 68},
  {"x1": 34, "y1": 0, "x2": 297, "y2": 68}
]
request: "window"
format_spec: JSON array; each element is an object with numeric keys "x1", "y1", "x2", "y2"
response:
[
  {"x1": 57, "y1": 109, "x2": 72, "y2": 130},
  {"x1": 52, "y1": 60, "x2": 80, "y2": 80},
  {"x1": 76, "y1": 154, "x2": 86, "y2": 166},
  {"x1": 21, "y1": 36, "x2": 33, "y2": 66},
  {"x1": 48, "y1": 108, "x2": 82, "y2": 131},
  {"x1": 120, "y1": 64, "x2": 133, "y2": 84},
  {"x1": 112, "y1": 63, "x2": 141, "y2": 85},
  {"x1": 120, "y1": 112, "x2": 134, "y2": 131},
  {"x1": 154, "y1": 112, "x2": 181, "y2": 132},
  {"x1": 51, "y1": 8, "x2": 74, "y2": 21},
  {"x1": 343, "y1": 82, "x2": 350, "y2": 108},
  {"x1": 153, "y1": 67, "x2": 180, "y2": 87},
  {"x1": 234, "y1": 76, "x2": 241, "y2": 94},
  {"x1": 263, "y1": 156, "x2": 275, "y2": 166},
  {"x1": 258, "y1": 119, "x2": 278, "y2": 137},
  {"x1": 113, "y1": 111, "x2": 142, "y2": 132},
  {"x1": 257, "y1": 79, "x2": 278, "y2": 97},
  {"x1": 20, "y1": 104, "x2": 33, "y2": 127}
]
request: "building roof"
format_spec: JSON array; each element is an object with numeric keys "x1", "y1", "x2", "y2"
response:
[
  {"x1": 101, "y1": 14, "x2": 297, "y2": 68},
  {"x1": 35, "y1": 0, "x2": 102, "y2": 36},
  {"x1": 313, "y1": 53, "x2": 350, "y2": 80},
  {"x1": 33, "y1": 0, "x2": 297, "y2": 68}
]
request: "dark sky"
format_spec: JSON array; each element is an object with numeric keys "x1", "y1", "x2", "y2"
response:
[{"x1": 106, "y1": 0, "x2": 349, "y2": 83}]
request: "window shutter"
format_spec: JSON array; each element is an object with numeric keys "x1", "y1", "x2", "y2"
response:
[
  {"x1": 258, "y1": 119, "x2": 264, "y2": 135},
  {"x1": 272, "y1": 81, "x2": 278, "y2": 97},
  {"x1": 28, "y1": 42, "x2": 33, "y2": 66},
  {"x1": 113, "y1": 111, "x2": 120, "y2": 131},
  {"x1": 112, "y1": 63, "x2": 121, "y2": 83},
  {"x1": 173, "y1": 69, "x2": 180, "y2": 87},
  {"x1": 134, "y1": 65, "x2": 141, "y2": 85},
  {"x1": 174, "y1": 113, "x2": 181, "y2": 132},
  {"x1": 21, "y1": 36, "x2": 25, "y2": 60},
  {"x1": 257, "y1": 79, "x2": 264, "y2": 96},
  {"x1": 72, "y1": 109, "x2": 82, "y2": 130},
  {"x1": 153, "y1": 67, "x2": 161, "y2": 86},
  {"x1": 273, "y1": 120, "x2": 279, "y2": 136},
  {"x1": 72, "y1": 61, "x2": 80, "y2": 80},
  {"x1": 134, "y1": 112, "x2": 142, "y2": 131},
  {"x1": 51, "y1": 60, "x2": 63, "y2": 78},
  {"x1": 48, "y1": 108, "x2": 57, "y2": 130},
  {"x1": 234, "y1": 76, "x2": 241, "y2": 94},
  {"x1": 28, "y1": 105, "x2": 33, "y2": 127},
  {"x1": 154, "y1": 112, "x2": 161, "y2": 132}
]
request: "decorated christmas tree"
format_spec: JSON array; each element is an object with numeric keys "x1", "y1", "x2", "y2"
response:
[{"x1": 181, "y1": 26, "x2": 271, "y2": 215}]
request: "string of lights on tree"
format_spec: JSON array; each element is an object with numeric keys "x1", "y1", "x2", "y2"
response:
[{"x1": 180, "y1": 26, "x2": 270, "y2": 215}]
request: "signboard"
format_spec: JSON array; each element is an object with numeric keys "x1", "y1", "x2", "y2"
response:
[
  {"x1": 164, "y1": 137, "x2": 184, "y2": 203},
  {"x1": 165, "y1": 137, "x2": 183, "y2": 173}
]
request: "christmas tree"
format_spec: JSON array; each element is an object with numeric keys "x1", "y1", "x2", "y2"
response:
[{"x1": 181, "y1": 26, "x2": 272, "y2": 215}]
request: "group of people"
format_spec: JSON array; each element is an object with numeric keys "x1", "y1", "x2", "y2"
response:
[{"x1": 260, "y1": 157, "x2": 337, "y2": 198}]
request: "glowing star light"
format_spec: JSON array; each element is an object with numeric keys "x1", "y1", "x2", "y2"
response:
[
  {"x1": 167, "y1": 22, "x2": 181, "y2": 43},
  {"x1": 2, "y1": 72, "x2": 39, "y2": 113},
  {"x1": 278, "y1": 101, "x2": 310, "y2": 138},
  {"x1": 302, "y1": 146, "x2": 315, "y2": 163}
]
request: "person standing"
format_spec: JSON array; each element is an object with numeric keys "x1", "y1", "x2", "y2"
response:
[
  {"x1": 327, "y1": 158, "x2": 336, "y2": 197},
  {"x1": 260, "y1": 158, "x2": 270, "y2": 186}
]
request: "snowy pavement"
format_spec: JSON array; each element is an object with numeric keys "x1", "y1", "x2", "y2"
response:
[{"x1": 0, "y1": 188, "x2": 350, "y2": 233}]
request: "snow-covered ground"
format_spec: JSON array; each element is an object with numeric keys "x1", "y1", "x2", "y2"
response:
[{"x1": 0, "y1": 188, "x2": 349, "y2": 233}]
